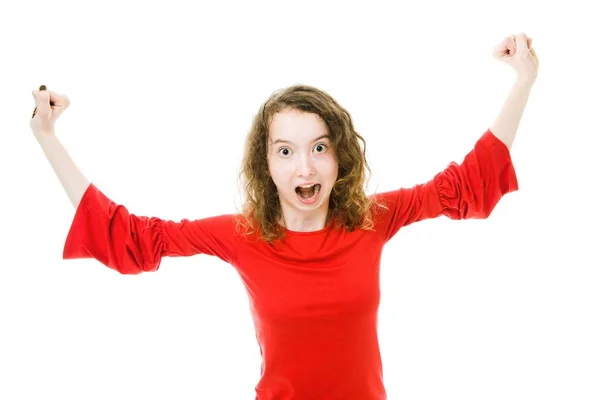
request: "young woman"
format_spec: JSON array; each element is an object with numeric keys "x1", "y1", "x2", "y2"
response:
[{"x1": 30, "y1": 32, "x2": 538, "y2": 400}]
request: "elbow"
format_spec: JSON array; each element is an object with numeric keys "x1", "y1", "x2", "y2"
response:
[
  {"x1": 115, "y1": 266, "x2": 144, "y2": 275},
  {"x1": 110, "y1": 239, "x2": 162, "y2": 274},
  {"x1": 112, "y1": 258, "x2": 160, "y2": 275},
  {"x1": 467, "y1": 200, "x2": 498, "y2": 220},
  {"x1": 108, "y1": 253, "x2": 146, "y2": 275}
]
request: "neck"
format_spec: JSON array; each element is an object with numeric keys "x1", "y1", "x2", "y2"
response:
[{"x1": 279, "y1": 209, "x2": 331, "y2": 232}]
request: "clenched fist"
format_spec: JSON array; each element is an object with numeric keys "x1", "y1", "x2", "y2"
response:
[
  {"x1": 30, "y1": 85, "x2": 70, "y2": 137},
  {"x1": 493, "y1": 32, "x2": 539, "y2": 84}
]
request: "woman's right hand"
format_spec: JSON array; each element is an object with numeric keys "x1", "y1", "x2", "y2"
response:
[
  {"x1": 30, "y1": 87, "x2": 70, "y2": 137},
  {"x1": 492, "y1": 32, "x2": 539, "y2": 84}
]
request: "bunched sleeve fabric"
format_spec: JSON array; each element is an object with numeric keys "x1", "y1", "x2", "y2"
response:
[
  {"x1": 62, "y1": 184, "x2": 241, "y2": 274},
  {"x1": 373, "y1": 129, "x2": 519, "y2": 242}
]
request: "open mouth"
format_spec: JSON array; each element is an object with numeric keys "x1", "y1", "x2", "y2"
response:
[{"x1": 295, "y1": 184, "x2": 321, "y2": 202}]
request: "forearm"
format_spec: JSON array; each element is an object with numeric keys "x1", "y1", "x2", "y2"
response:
[
  {"x1": 35, "y1": 133, "x2": 90, "y2": 209},
  {"x1": 489, "y1": 78, "x2": 535, "y2": 150}
]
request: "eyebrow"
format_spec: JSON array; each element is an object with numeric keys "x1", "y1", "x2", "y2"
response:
[{"x1": 271, "y1": 134, "x2": 330, "y2": 146}]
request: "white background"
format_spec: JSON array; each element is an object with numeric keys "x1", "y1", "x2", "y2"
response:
[{"x1": 1, "y1": 0, "x2": 599, "y2": 399}]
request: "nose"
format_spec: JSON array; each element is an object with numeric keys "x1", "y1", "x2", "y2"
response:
[{"x1": 296, "y1": 153, "x2": 315, "y2": 177}]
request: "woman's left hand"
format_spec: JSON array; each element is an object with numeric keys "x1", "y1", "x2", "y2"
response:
[{"x1": 492, "y1": 32, "x2": 539, "y2": 84}]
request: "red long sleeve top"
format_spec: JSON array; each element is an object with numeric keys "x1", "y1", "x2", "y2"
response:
[{"x1": 63, "y1": 129, "x2": 518, "y2": 399}]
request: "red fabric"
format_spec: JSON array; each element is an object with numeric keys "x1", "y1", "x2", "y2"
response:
[{"x1": 63, "y1": 129, "x2": 518, "y2": 399}]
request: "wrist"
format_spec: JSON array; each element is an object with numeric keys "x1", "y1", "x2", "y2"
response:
[
  {"x1": 33, "y1": 130, "x2": 56, "y2": 143},
  {"x1": 515, "y1": 75, "x2": 536, "y2": 87}
]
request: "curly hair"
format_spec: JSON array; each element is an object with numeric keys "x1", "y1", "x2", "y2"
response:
[{"x1": 235, "y1": 84, "x2": 386, "y2": 243}]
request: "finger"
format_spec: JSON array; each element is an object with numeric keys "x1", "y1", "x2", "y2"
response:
[
  {"x1": 33, "y1": 86, "x2": 62, "y2": 107},
  {"x1": 33, "y1": 85, "x2": 48, "y2": 103},
  {"x1": 47, "y1": 90, "x2": 67, "y2": 106},
  {"x1": 493, "y1": 39, "x2": 512, "y2": 59},
  {"x1": 516, "y1": 32, "x2": 529, "y2": 54},
  {"x1": 492, "y1": 43, "x2": 505, "y2": 58},
  {"x1": 508, "y1": 35, "x2": 517, "y2": 56},
  {"x1": 494, "y1": 36, "x2": 516, "y2": 58},
  {"x1": 530, "y1": 47, "x2": 538, "y2": 63},
  {"x1": 504, "y1": 36, "x2": 516, "y2": 56},
  {"x1": 32, "y1": 86, "x2": 49, "y2": 118}
]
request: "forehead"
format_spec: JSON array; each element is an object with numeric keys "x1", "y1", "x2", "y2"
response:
[{"x1": 269, "y1": 109, "x2": 329, "y2": 144}]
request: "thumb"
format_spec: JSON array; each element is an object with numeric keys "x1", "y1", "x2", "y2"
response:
[{"x1": 33, "y1": 90, "x2": 51, "y2": 117}]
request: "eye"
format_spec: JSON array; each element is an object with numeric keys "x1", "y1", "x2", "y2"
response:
[
  {"x1": 278, "y1": 147, "x2": 292, "y2": 157},
  {"x1": 314, "y1": 143, "x2": 328, "y2": 153}
]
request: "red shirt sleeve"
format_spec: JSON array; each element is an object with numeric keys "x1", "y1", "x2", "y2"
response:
[
  {"x1": 62, "y1": 184, "x2": 241, "y2": 274},
  {"x1": 373, "y1": 129, "x2": 519, "y2": 242}
]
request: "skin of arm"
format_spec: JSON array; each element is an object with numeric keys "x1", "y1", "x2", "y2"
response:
[
  {"x1": 489, "y1": 32, "x2": 539, "y2": 150},
  {"x1": 35, "y1": 132, "x2": 90, "y2": 209},
  {"x1": 489, "y1": 77, "x2": 535, "y2": 150}
]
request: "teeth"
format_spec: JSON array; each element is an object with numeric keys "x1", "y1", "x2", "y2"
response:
[{"x1": 299, "y1": 184, "x2": 315, "y2": 188}]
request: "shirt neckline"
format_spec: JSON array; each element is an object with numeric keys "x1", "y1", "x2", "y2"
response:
[{"x1": 282, "y1": 217, "x2": 335, "y2": 236}]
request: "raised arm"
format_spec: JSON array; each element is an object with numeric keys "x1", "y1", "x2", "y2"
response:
[
  {"x1": 29, "y1": 88, "x2": 241, "y2": 274},
  {"x1": 30, "y1": 89, "x2": 90, "y2": 208},
  {"x1": 372, "y1": 129, "x2": 519, "y2": 242},
  {"x1": 372, "y1": 32, "x2": 538, "y2": 242},
  {"x1": 490, "y1": 32, "x2": 539, "y2": 149},
  {"x1": 490, "y1": 78, "x2": 535, "y2": 150}
]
